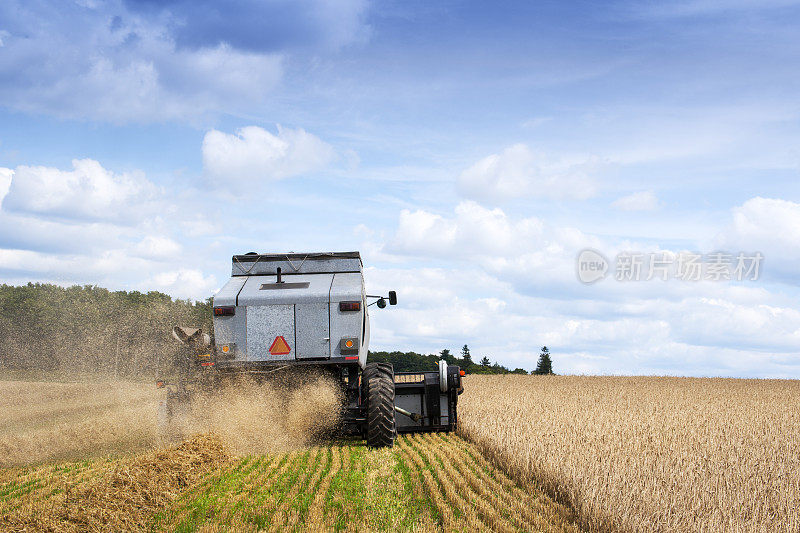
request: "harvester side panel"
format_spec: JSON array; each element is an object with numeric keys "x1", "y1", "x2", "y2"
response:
[
  {"x1": 212, "y1": 277, "x2": 247, "y2": 356},
  {"x1": 246, "y1": 304, "x2": 295, "y2": 361},
  {"x1": 329, "y1": 272, "x2": 366, "y2": 366},
  {"x1": 296, "y1": 302, "x2": 331, "y2": 359}
]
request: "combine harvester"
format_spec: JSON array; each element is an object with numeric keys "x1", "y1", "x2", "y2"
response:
[{"x1": 161, "y1": 252, "x2": 464, "y2": 447}]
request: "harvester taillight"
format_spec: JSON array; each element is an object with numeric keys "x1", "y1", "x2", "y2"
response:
[
  {"x1": 214, "y1": 306, "x2": 235, "y2": 316},
  {"x1": 339, "y1": 301, "x2": 361, "y2": 312},
  {"x1": 340, "y1": 337, "x2": 359, "y2": 355}
]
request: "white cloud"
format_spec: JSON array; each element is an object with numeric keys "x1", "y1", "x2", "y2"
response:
[
  {"x1": 145, "y1": 269, "x2": 217, "y2": 300},
  {"x1": 457, "y1": 144, "x2": 598, "y2": 204},
  {"x1": 612, "y1": 190, "x2": 659, "y2": 211},
  {"x1": 389, "y1": 201, "x2": 598, "y2": 290},
  {"x1": 202, "y1": 125, "x2": 334, "y2": 187},
  {"x1": 718, "y1": 197, "x2": 800, "y2": 251},
  {"x1": 2, "y1": 159, "x2": 159, "y2": 223},
  {"x1": 0, "y1": 155, "x2": 220, "y2": 301},
  {"x1": 134, "y1": 235, "x2": 182, "y2": 260},
  {"x1": 715, "y1": 197, "x2": 800, "y2": 281},
  {"x1": 370, "y1": 195, "x2": 800, "y2": 376}
]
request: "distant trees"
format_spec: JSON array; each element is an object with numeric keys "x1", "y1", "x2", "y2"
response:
[
  {"x1": 0, "y1": 283, "x2": 211, "y2": 379},
  {"x1": 534, "y1": 346, "x2": 554, "y2": 375},
  {"x1": 369, "y1": 344, "x2": 524, "y2": 375}
]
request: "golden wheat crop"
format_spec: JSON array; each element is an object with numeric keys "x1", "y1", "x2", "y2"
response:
[{"x1": 458, "y1": 375, "x2": 800, "y2": 533}]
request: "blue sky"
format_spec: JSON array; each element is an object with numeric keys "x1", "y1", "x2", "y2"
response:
[{"x1": 1, "y1": 0, "x2": 800, "y2": 376}]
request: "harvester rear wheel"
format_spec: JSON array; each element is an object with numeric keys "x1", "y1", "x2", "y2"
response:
[{"x1": 363, "y1": 363, "x2": 396, "y2": 448}]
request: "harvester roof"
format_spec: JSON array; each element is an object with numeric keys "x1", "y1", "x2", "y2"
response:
[{"x1": 231, "y1": 251, "x2": 363, "y2": 276}]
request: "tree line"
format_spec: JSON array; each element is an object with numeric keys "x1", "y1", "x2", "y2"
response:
[
  {"x1": 368, "y1": 344, "x2": 554, "y2": 375},
  {"x1": 0, "y1": 283, "x2": 211, "y2": 378},
  {"x1": 0, "y1": 283, "x2": 554, "y2": 378}
]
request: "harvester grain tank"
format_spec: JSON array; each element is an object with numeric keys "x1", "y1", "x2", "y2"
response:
[{"x1": 162, "y1": 251, "x2": 464, "y2": 447}]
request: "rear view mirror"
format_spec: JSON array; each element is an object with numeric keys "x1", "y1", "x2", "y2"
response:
[{"x1": 389, "y1": 291, "x2": 397, "y2": 305}]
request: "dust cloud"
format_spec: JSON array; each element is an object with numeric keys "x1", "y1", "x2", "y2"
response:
[
  {"x1": 179, "y1": 372, "x2": 344, "y2": 455},
  {"x1": 0, "y1": 380, "x2": 161, "y2": 467},
  {"x1": 0, "y1": 371, "x2": 343, "y2": 467}
]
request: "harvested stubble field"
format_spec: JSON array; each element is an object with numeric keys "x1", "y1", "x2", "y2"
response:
[
  {"x1": 0, "y1": 379, "x2": 578, "y2": 532},
  {"x1": 459, "y1": 375, "x2": 800, "y2": 532},
  {"x1": 0, "y1": 431, "x2": 577, "y2": 531}
]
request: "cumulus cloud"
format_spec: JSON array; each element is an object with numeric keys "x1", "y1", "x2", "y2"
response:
[
  {"x1": 2, "y1": 159, "x2": 159, "y2": 223},
  {"x1": 363, "y1": 257, "x2": 800, "y2": 376},
  {"x1": 0, "y1": 155, "x2": 220, "y2": 301},
  {"x1": 134, "y1": 235, "x2": 182, "y2": 260},
  {"x1": 389, "y1": 201, "x2": 598, "y2": 291},
  {"x1": 457, "y1": 144, "x2": 598, "y2": 204},
  {"x1": 0, "y1": 1, "x2": 283, "y2": 122},
  {"x1": 718, "y1": 197, "x2": 800, "y2": 251},
  {"x1": 202, "y1": 125, "x2": 334, "y2": 186},
  {"x1": 715, "y1": 197, "x2": 800, "y2": 282},
  {"x1": 371, "y1": 195, "x2": 800, "y2": 376},
  {"x1": 612, "y1": 190, "x2": 659, "y2": 211},
  {"x1": 145, "y1": 268, "x2": 217, "y2": 300}
]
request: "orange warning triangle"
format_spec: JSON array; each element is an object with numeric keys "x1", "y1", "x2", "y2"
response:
[{"x1": 269, "y1": 336, "x2": 291, "y2": 355}]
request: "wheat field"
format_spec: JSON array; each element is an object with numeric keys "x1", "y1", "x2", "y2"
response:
[{"x1": 459, "y1": 375, "x2": 800, "y2": 532}]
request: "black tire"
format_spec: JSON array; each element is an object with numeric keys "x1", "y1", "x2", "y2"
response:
[{"x1": 363, "y1": 363, "x2": 396, "y2": 448}]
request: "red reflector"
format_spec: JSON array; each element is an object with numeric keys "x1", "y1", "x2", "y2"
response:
[
  {"x1": 339, "y1": 301, "x2": 361, "y2": 312},
  {"x1": 459, "y1": 370, "x2": 465, "y2": 376},
  {"x1": 201, "y1": 362, "x2": 215, "y2": 367},
  {"x1": 345, "y1": 356, "x2": 359, "y2": 360},
  {"x1": 214, "y1": 306, "x2": 235, "y2": 316}
]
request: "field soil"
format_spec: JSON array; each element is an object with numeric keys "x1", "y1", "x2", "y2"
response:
[{"x1": 459, "y1": 375, "x2": 800, "y2": 532}]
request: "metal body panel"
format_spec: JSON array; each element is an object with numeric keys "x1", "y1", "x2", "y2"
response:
[
  {"x1": 213, "y1": 276, "x2": 247, "y2": 306},
  {"x1": 246, "y1": 305, "x2": 296, "y2": 361},
  {"x1": 295, "y1": 302, "x2": 331, "y2": 359},
  {"x1": 238, "y1": 274, "x2": 333, "y2": 306}
]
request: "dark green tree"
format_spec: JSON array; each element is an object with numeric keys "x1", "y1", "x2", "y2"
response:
[
  {"x1": 461, "y1": 344, "x2": 472, "y2": 365},
  {"x1": 480, "y1": 356, "x2": 491, "y2": 367},
  {"x1": 439, "y1": 348, "x2": 455, "y2": 364},
  {"x1": 511, "y1": 368, "x2": 529, "y2": 375},
  {"x1": 534, "y1": 346, "x2": 553, "y2": 375}
]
